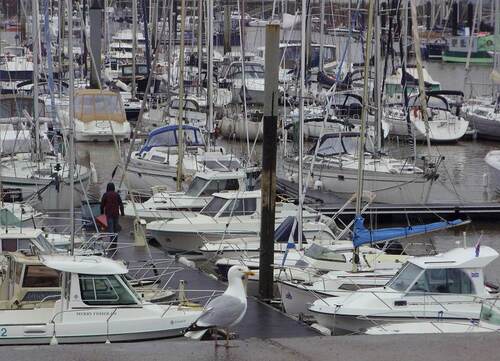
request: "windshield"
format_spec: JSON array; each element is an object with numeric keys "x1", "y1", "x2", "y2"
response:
[
  {"x1": 387, "y1": 262, "x2": 423, "y2": 292},
  {"x1": 33, "y1": 234, "x2": 57, "y2": 254},
  {"x1": 185, "y1": 177, "x2": 208, "y2": 196},
  {"x1": 200, "y1": 196, "x2": 228, "y2": 216}
]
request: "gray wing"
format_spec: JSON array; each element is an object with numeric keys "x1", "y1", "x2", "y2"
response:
[{"x1": 196, "y1": 295, "x2": 246, "y2": 328}]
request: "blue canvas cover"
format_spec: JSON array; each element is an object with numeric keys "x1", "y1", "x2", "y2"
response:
[{"x1": 352, "y1": 216, "x2": 465, "y2": 248}]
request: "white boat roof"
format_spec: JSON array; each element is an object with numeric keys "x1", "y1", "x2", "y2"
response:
[
  {"x1": 212, "y1": 190, "x2": 261, "y2": 199},
  {"x1": 0, "y1": 227, "x2": 44, "y2": 238},
  {"x1": 41, "y1": 255, "x2": 128, "y2": 275},
  {"x1": 409, "y1": 246, "x2": 498, "y2": 269},
  {"x1": 195, "y1": 170, "x2": 246, "y2": 181}
]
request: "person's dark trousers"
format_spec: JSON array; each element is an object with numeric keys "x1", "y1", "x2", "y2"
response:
[{"x1": 107, "y1": 216, "x2": 120, "y2": 250}]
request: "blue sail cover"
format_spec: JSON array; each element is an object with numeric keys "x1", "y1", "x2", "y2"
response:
[
  {"x1": 140, "y1": 125, "x2": 205, "y2": 152},
  {"x1": 352, "y1": 216, "x2": 465, "y2": 248}
]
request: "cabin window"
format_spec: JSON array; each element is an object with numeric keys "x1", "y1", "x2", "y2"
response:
[
  {"x1": 200, "y1": 196, "x2": 228, "y2": 216},
  {"x1": 150, "y1": 155, "x2": 166, "y2": 162},
  {"x1": 410, "y1": 268, "x2": 474, "y2": 294},
  {"x1": 220, "y1": 198, "x2": 256, "y2": 217},
  {"x1": 200, "y1": 179, "x2": 240, "y2": 196},
  {"x1": 79, "y1": 275, "x2": 137, "y2": 305},
  {"x1": 388, "y1": 263, "x2": 423, "y2": 292},
  {"x1": 23, "y1": 266, "x2": 60, "y2": 288},
  {"x1": 186, "y1": 177, "x2": 209, "y2": 196}
]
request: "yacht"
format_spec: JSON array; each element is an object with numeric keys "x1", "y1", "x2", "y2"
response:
[
  {"x1": 309, "y1": 246, "x2": 499, "y2": 334},
  {"x1": 218, "y1": 61, "x2": 265, "y2": 105},
  {"x1": 0, "y1": 46, "x2": 33, "y2": 94},
  {"x1": 485, "y1": 150, "x2": 500, "y2": 195},
  {"x1": 200, "y1": 217, "x2": 342, "y2": 259},
  {"x1": 282, "y1": 131, "x2": 452, "y2": 204},
  {"x1": 146, "y1": 190, "x2": 318, "y2": 254},
  {"x1": 1, "y1": 152, "x2": 93, "y2": 211},
  {"x1": 0, "y1": 253, "x2": 201, "y2": 344},
  {"x1": 59, "y1": 89, "x2": 131, "y2": 142},
  {"x1": 385, "y1": 91, "x2": 468, "y2": 142},
  {"x1": 123, "y1": 170, "x2": 247, "y2": 220},
  {"x1": 125, "y1": 124, "x2": 246, "y2": 193},
  {"x1": 462, "y1": 96, "x2": 500, "y2": 140}
]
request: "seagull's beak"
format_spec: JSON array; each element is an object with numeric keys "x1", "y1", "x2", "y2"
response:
[{"x1": 244, "y1": 270, "x2": 256, "y2": 276}]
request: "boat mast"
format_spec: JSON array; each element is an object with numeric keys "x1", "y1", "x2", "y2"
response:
[
  {"x1": 207, "y1": 0, "x2": 214, "y2": 134},
  {"x1": 68, "y1": 0, "x2": 76, "y2": 254},
  {"x1": 32, "y1": 0, "x2": 41, "y2": 162},
  {"x1": 298, "y1": 0, "x2": 306, "y2": 250},
  {"x1": 197, "y1": 0, "x2": 203, "y2": 97},
  {"x1": 237, "y1": 0, "x2": 250, "y2": 157},
  {"x1": 132, "y1": 0, "x2": 138, "y2": 99},
  {"x1": 374, "y1": 0, "x2": 382, "y2": 151},
  {"x1": 176, "y1": 0, "x2": 186, "y2": 192},
  {"x1": 353, "y1": 0, "x2": 375, "y2": 272},
  {"x1": 319, "y1": 0, "x2": 324, "y2": 72},
  {"x1": 409, "y1": 0, "x2": 431, "y2": 156}
]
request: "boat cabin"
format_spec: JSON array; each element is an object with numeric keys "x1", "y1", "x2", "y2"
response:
[
  {"x1": 184, "y1": 171, "x2": 245, "y2": 197},
  {"x1": 140, "y1": 124, "x2": 206, "y2": 153},
  {"x1": 219, "y1": 61, "x2": 264, "y2": 88},
  {"x1": 0, "y1": 228, "x2": 58, "y2": 255},
  {"x1": 256, "y1": 43, "x2": 336, "y2": 70},
  {"x1": 199, "y1": 190, "x2": 260, "y2": 218},
  {"x1": 386, "y1": 246, "x2": 498, "y2": 297},
  {"x1": 74, "y1": 89, "x2": 127, "y2": 123},
  {"x1": 0, "y1": 253, "x2": 60, "y2": 309}
]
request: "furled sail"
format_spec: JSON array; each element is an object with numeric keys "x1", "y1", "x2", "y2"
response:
[{"x1": 352, "y1": 216, "x2": 466, "y2": 248}]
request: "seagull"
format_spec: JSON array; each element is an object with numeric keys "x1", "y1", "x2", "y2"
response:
[{"x1": 184, "y1": 265, "x2": 254, "y2": 346}]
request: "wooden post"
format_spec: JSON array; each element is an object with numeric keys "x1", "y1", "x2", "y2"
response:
[
  {"x1": 89, "y1": 0, "x2": 103, "y2": 89},
  {"x1": 258, "y1": 23, "x2": 280, "y2": 301},
  {"x1": 223, "y1": 2, "x2": 231, "y2": 54}
]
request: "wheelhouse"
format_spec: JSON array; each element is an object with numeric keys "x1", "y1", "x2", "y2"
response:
[{"x1": 199, "y1": 192, "x2": 259, "y2": 218}]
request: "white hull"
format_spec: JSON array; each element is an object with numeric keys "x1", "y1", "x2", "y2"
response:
[
  {"x1": 74, "y1": 120, "x2": 131, "y2": 142},
  {"x1": 465, "y1": 111, "x2": 500, "y2": 140},
  {"x1": 283, "y1": 160, "x2": 447, "y2": 204},
  {"x1": 386, "y1": 113, "x2": 468, "y2": 142},
  {"x1": 1, "y1": 157, "x2": 92, "y2": 210},
  {"x1": 219, "y1": 117, "x2": 264, "y2": 141},
  {"x1": 485, "y1": 151, "x2": 500, "y2": 194},
  {"x1": 278, "y1": 281, "x2": 327, "y2": 317},
  {"x1": 0, "y1": 306, "x2": 198, "y2": 345}
]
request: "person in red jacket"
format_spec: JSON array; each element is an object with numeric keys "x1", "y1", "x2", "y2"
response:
[{"x1": 100, "y1": 182, "x2": 124, "y2": 249}]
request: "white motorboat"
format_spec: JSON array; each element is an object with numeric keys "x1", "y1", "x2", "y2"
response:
[
  {"x1": 124, "y1": 170, "x2": 247, "y2": 220},
  {"x1": 59, "y1": 89, "x2": 131, "y2": 142},
  {"x1": 0, "y1": 94, "x2": 52, "y2": 154},
  {"x1": 462, "y1": 96, "x2": 500, "y2": 140},
  {"x1": 485, "y1": 150, "x2": 500, "y2": 195},
  {"x1": 278, "y1": 269, "x2": 398, "y2": 317},
  {"x1": 125, "y1": 125, "x2": 246, "y2": 193},
  {"x1": 200, "y1": 218, "x2": 342, "y2": 259},
  {"x1": 0, "y1": 253, "x2": 201, "y2": 344},
  {"x1": 282, "y1": 132, "x2": 453, "y2": 204},
  {"x1": 0, "y1": 153, "x2": 93, "y2": 211},
  {"x1": 146, "y1": 190, "x2": 318, "y2": 254},
  {"x1": 385, "y1": 91, "x2": 469, "y2": 142},
  {"x1": 0, "y1": 46, "x2": 33, "y2": 94},
  {"x1": 218, "y1": 61, "x2": 265, "y2": 105},
  {"x1": 309, "y1": 246, "x2": 499, "y2": 334}
]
